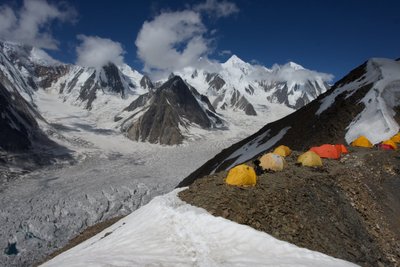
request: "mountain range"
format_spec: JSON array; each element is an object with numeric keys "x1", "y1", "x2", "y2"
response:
[{"x1": 0, "y1": 40, "x2": 330, "y2": 147}]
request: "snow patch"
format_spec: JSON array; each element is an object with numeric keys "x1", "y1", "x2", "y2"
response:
[
  {"x1": 42, "y1": 189, "x2": 357, "y2": 267},
  {"x1": 345, "y1": 59, "x2": 400, "y2": 144},
  {"x1": 222, "y1": 126, "x2": 291, "y2": 171}
]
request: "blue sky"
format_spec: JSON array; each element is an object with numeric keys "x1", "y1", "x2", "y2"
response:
[{"x1": 1, "y1": 0, "x2": 399, "y2": 81}]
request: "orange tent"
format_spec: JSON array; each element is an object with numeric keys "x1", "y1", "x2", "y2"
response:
[
  {"x1": 335, "y1": 144, "x2": 349, "y2": 154},
  {"x1": 310, "y1": 144, "x2": 341, "y2": 159}
]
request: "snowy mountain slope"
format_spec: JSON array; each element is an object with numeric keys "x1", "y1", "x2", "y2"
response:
[
  {"x1": 0, "y1": 40, "x2": 326, "y2": 148},
  {"x1": 0, "y1": 41, "x2": 147, "y2": 111},
  {"x1": 117, "y1": 75, "x2": 225, "y2": 145},
  {"x1": 42, "y1": 189, "x2": 357, "y2": 267},
  {"x1": 179, "y1": 58, "x2": 400, "y2": 186},
  {"x1": 176, "y1": 55, "x2": 331, "y2": 116}
]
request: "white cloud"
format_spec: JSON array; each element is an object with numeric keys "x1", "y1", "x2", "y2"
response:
[
  {"x1": 0, "y1": 0, "x2": 76, "y2": 49},
  {"x1": 135, "y1": 10, "x2": 209, "y2": 73},
  {"x1": 272, "y1": 63, "x2": 334, "y2": 83},
  {"x1": 76, "y1": 35, "x2": 125, "y2": 68},
  {"x1": 219, "y1": 49, "x2": 232, "y2": 56},
  {"x1": 248, "y1": 62, "x2": 333, "y2": 83},
  {"x1": 194, "y1": 0, "x2": 239, "y2": 18},
  {"x1": 135, "y1": 0, "x2": 239, "y2": 76}
]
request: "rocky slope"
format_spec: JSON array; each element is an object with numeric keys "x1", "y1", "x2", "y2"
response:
[
  {"x1": 179, "y1": 58, "x2": 400, "y2": 186},
  {"x1": 118, "y1": 76, "x2": 224, "y2": 145},
  {"x1": 0, "y1": 48, "x2": 54, "y2": 152},
  {"x1": 179, "y1": 148, "x2": 400, "y2": 267}
]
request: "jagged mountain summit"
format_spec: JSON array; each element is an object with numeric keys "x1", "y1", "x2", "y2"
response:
[
  {"x1": 117, "y1": 76, "x2": 224, "y2": 145},
  {"x1": 176, "y1": 55, "x2": 331, "y2": 115},
  {"x1": 179, "y1": 57, "x2": 400, "y2": 186},
  {"x1": 0, "y1": 41, "x2": 146, "y2": 110},
  {"x1": 0, "y1": 40, "x2": 330, "y2": 147}
]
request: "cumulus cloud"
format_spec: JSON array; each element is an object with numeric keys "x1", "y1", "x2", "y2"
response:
[
  {"x1": 135, "y1": 10, "x2": 209, "y2": 73},
  {"x1": 135, "y1": 0, "x2": 238, "y2": 75},
  {"x1": 0, "y1": 0, "x2": 76, "y2": 49},
  {"x1": 76, "y1": 35, "x2": 125, "y2": 68},
  {"x1": 194, "y1": 0, "x2": 239, "y2": 18}
]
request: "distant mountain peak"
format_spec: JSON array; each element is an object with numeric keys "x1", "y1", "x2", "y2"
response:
[
  {"x1": 224, "y1": 54, "x2": 247, "y2": 65},
  {"x1": 286, "y1": 61, "x2": 305, "y2": 70},
  {"x1": 120, "y1": 74, "x2": 224, "y2": 145}
]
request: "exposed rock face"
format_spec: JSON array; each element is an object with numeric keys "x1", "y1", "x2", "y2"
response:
[
  {"x1": 264, "y1": 80, "x2": 328, "y2": 109},
  {"x1": 123, "y1": 76, "x2": 223, "y2": 145},
  {"x1": 0, "y1": 81, "x2": 37, "y2": 151},
  {"x1": 205, "y1": 73, "x2": 225, "y2": 91},
  {"x1": 230, "y1": 89, "x2": 257, "y2": 116},
  {"x1": 212, "y1": 88, "x2": 257, "y2": 115},
  {"x1": 101, "y1": 63, "x2": 126, "y2": 97},
  {"x1": 34, "y1": 65, "x2": 70, "y2": 89},
  {"x1": 139, "y1": 75, "x2": 154, "y2": 90}
]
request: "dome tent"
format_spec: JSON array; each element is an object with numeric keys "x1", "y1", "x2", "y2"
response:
[
  {"x1": 351, "y1": 136, "x2": 373, "y2": 148},
  {"x1": 380, "y1": 139, "x2": 397, "y2": 150},
  {"x1": 273, "y1": 145, "x2": 292, "y2": 157},
  {"x1": 259, "y1": 153, "x2": 286, "y2": 171},
  {"x1": 310, "y1": 144, "x2": 341, "y2": 159},
  {"x1": 391, "y1": 133, "x2": 400, "y2": 143},
  {"x1": 297, "y1": 151, "x2": 323, "y2": 167},
  {"x1": 225, "y1": 164, "x2": 257, "y2": 186},
  {"x1": 335, "y1": 144, "x2": 349, "y2": 154}
]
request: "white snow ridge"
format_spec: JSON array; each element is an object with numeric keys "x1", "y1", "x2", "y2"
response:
[{"x1": 42, "y1": 189, "x2": 357, "y2": 267}]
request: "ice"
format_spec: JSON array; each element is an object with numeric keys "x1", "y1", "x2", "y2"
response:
[{"x1": 42, "y1": 189, "x2": 357, "y2": 267}]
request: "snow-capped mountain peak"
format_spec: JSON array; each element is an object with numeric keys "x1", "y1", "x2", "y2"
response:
[
  {"x1": 222, "y1": 54, "x2": 252, "y2": 72},
  {"x1": 285, "y1": 61, "x2": 305, "y2": 70},
  {"x1": 224, "y1": 54, "x2": 247, "y2": 65}
]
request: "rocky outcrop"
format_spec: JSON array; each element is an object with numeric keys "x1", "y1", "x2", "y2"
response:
[
  {"x1": 123, "y1": 76, "x2": 223, "y2": 145},
  {"x1": 0, "y1": 81, "x2": 38, "y2": 151},
  {"x1": 212, "y1": 88, "x2": 257, "y2": 115},
  {"x1": 265, "y1": 80, "x2": 328, "y2": 109},
  {"x1": 100, "y1": 63, "x2": 126, "y2": 97},
  {"x1": 139, "y1": 75, "x2": 154, "y2": 90},
  {"x1": 205, "y1": 73, "x2": 225, "y2": 91}
]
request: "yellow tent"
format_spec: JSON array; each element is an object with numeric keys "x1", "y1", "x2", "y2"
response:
[
  {"x1": 382, "y1": 139, "x2": 398, "y2": 150},
  {"x1": 259, "y1": 153, "x2": 286, "y2": 171},
  {"x1": 225, "y1": 164, "x2": 257, "y2": 186},
  {"x1": 273, "y1": 145, "x2": 292, "y2": 157},
  {"x1": 297, "y1": 151, "x2": 323, "y2": 167},
  {"x1": 391, "y1": 133, "x2": 400, "y2": 143},
  {"x1": 351, "y1": 136, "x2": 373, "y2": 148}
]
